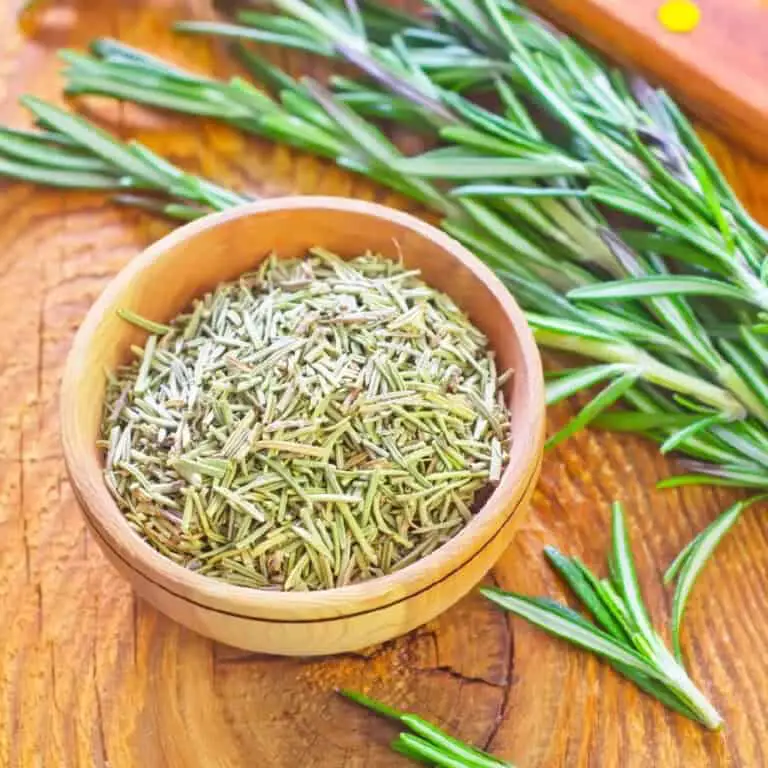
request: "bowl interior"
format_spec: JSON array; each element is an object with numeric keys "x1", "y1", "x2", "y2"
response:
[{"x1": 62, "y1": 197, "x2": 544, "y2": 617}]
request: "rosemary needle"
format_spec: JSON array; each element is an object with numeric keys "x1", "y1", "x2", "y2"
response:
[{"x1": 664, "y1": 494, "x2": 768, "y2": 661}]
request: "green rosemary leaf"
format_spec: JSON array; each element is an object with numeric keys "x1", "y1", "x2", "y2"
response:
[
  {"x1": 259, "y1": 112, "x2": 346, "y2": 157},
  {"x1": 525, "y1": 314, "x2": 614, "y2": 344},
  {"x1": 568, "y1": 276, "x2": 752, "y2": 305},
  {"x1": 112, "y1": 194, "x2": 209, "y2": 221},
  {"x1": 591, "y1": 411, "x2": 702, "y2": 433},
  {"x1": 339, "y1": 689, "x2": 404, "y2": 721},
  {"x1": 544, "y1": 547, "x2": 629, "y2": 641},
  {"x1": 0, "y1": 125, "x2": 77, "y2": 147},
  {"x1": 20, "y1": 96, "x2": 171, "y2": 187},
  {"x1": 666, "y1": 495, "x2": 767, "y2": 661},
  {"x1": 392, "y1": 735, "x2": 456, "y2": 768},
  {"x1": 0, "y1": 129, "x2": 115, "y2": 172},
  {"x1": 711, "y1": 426, "x2": 768, "y2": 474},
  {"x1": 237, "y1": 9, "x2": 323, "y2": 36},
  {"x1": 659, "y1": 414, "x2": 725, "y2": 455},
  {"x1": 481, "y1": 588, "x2": 661, "y2": 677},
  {"x1": 392, "y1": 153, "x2": 587, "y2": 179},
  {"x1": 389, "y1": 734, "x2": 423, "y2": 763},
  {"x1": 450, "y1": 183, "x2": 588, "y2": 199},
  {"x1": 0, "y1": 153, "x2": 122, "y2": 189},
  {"x1": 545, "y1": 363, "x2": 628, "y2": 406},
  {"x1": 175, "y1": 20, "x2": 335, "y2": 55},
  {"x1": 401, "y1": 716, "x2": 510, "y2": 768},
  {"x1": 610, "y1": 501, "x2": 653, "y2": 641},
  {"x1": 689, "y1": 155, "x2": 735, "y2": 254},
  {"x1": 394, "y1": 733, "x2": 506, "y2": 768},
  {"x1": 739, "y1": 325, "x2": 768, "y2": 368},
  {"x1": 718, "y1": 338, "x2": 768, "y2": 415},
  {"x1": 234, "y1": 43, "x2": 300, "y2": 95},
  {"x1": 546, "y1": 372, "x2": 638, "y2": 450},
  {"x1": 618, "y1": 230, "x2": 726, "y2": 275},
  {"x1": 438, "y1": 124, "x2": 543, "y2": 157},
  {"x1": 664, "y1": 533, "x2": 703, "y2": 586},
  {"x1": 90, "y1": 37, "x2": 202, "y2": 80},
  {"x1": 657, "y1": 468, "x2": 768, "y2": 489}
]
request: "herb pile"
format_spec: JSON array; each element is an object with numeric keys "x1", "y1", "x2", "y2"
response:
[{"x1": 102, "y1": 249, "x2": 510, "y2": 590}]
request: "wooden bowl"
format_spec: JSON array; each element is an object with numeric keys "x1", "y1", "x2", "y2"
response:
[{"x1": 60, "y1": 197, "x2": 545, "y2": 656}]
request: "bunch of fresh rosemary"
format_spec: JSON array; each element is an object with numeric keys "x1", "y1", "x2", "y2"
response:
[
  {"x1": 49, "y1": 10, "x2": 768, "y2": 489},
  {"x1": 0, "y1": 0, "x2": 763, "y2": 728}
]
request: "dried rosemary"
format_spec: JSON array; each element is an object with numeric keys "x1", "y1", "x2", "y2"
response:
[{"x1": 101, "y1": 249, "x2": 511, "y2": 591}]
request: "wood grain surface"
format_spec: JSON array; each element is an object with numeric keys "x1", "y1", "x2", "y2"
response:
[
  {"x1": 529, "y1": 0, "x2": 768, "y2": 161},
  {"x1": 2, "y1": 1, "x2": 768, "y2": 766}
]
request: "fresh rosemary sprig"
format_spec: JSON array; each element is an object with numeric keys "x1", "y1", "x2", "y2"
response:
[
  {"x1": 180, "y1": 0, "x2": 768, "y2": 300},
  {"x1": 0, "y1": 96, "x2": 248, "y2": 219},
  {"x1": 482, "y1": 501, "x2": 723, "y2": 730},
  {"x1": 664, "y1": 494, "x2": 768, "y2": 661},
  {"x1": 51, "y1": 36, "x2": 768, "y2": 486},
  {"x1": 340, "y1": 689, "x2": 514, "y2": 767},
  {"x1": 0, "y1": 85, "x2": 440, "y2": 227}
]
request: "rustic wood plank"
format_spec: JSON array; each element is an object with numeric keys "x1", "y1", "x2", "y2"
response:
[
  {"x1": 529, "y1": 0, "x2": 768, "y2": 161},
  {"x1": 0, "y1": 1, "x2": 767, "y2": 766}
]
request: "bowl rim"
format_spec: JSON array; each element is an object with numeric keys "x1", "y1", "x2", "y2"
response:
[{"x1": 61, "y1": 196, "x2": 545, "y2": 620}]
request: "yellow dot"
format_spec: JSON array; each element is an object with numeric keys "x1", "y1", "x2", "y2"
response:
[{"x1": 658, "y1": 0, "x2": 701, "y2": 33}]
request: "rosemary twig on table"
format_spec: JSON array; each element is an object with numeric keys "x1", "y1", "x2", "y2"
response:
[
  {"x1": 664, "y1": 494, "x2": 768, "y2": 661},
  {"x1": 340, "y1": 689, "x2": 514, "y2": 767},
  {"x1": 0, "y1": 96, "x2": 248, "y2": 219},
  {"x1": 483, "y1": 502, "x2": 723, "y2": 730}
]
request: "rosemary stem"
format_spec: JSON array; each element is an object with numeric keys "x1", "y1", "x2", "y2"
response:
[
  {"x1": 531, "y1": 329, "x2": 747, "y2": 420},
  {"x1": 652, "y1": 644, "x2": 723, "y2": 729},
  {"x1": 338, "y1": 689, "x2": 404, "y2": 721},
  {"x1": 715, "y1": 364, "x2": 768, "y2": 422}
]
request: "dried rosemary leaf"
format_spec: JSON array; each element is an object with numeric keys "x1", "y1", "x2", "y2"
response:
[{"x1": 102, "y1": 251, "x2": 512, "y2": 590}]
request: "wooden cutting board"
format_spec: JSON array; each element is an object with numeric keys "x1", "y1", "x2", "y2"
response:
[
  {"x1": 1, "y1": 1, "x2": 767, "y2": 767},
  {"x1": 530, "y1": 0, "x2": 768, "y2": 160}
]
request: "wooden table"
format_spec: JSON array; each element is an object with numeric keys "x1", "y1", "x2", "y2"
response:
[{"x1": 2, "y1": 1, "x2": 768, "y2": 766}]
